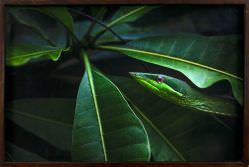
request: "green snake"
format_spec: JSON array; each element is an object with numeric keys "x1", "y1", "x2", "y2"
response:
[{"x1": 130, "y1": 72, "x2": 239, "y2": 117}]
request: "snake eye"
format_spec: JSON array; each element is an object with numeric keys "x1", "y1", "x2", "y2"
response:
[{"x1": 156, "y1": 75, "x2": 164, "y2": 83}]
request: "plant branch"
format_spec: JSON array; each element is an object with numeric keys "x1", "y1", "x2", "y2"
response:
[
  {"x1": 83, "y1": 7, "x2": 107, "y2": 42},
  {"x1": 70, "y1": 9, "x2": 125, "y2": 44}
]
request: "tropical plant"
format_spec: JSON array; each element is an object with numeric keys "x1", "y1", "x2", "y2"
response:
[{"x1": 5, "y1": 6, "x2": 243, "y2": 162}]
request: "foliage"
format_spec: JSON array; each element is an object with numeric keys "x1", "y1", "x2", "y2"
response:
[{"x1": 6, "y1": 6, "x2": 243, "y2": 162}]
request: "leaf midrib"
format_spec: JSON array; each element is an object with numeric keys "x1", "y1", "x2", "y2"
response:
[
  {"x1": 127, "y1": 99, "x2": 186, "y2": 161},
  {"x1": 83, "y1": 52, "x2": 108, "y2": 161},
  {"x1": 7, "y1": 109, "x2": 72, "y2": 127},
  {"x1": 107, "y1": 6, "x2": 146, "y2": 28},
  {"x1": 98, "y1": 45, "x2": 243, "y2": 81},
  {"x1": 7, "y1": 49, "x2": 61, "y2": 61}
]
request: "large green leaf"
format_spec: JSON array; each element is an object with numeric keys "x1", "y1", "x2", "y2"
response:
[
  {"x1": 24, "y1": 7, "x2": 74, "y2": 33},
  {"x1": 112, "y1": 76, "x2": 241, "y2": 161},
  {"x1": 6, "y1": 98, "x2": 75, "y2": 152},
  {"x1": 94, "y1": 6, "x2": 240, "y2": 45},
  {"x1": 6, "y1": 142, "x2": 47, "y2": 162},
  {"x1": 71, "y1": 52, "x2": 150, "y2": 162},
  {"x1": 6, "y1": 9, "x2": 69, "y2": 66},
  {"x1": 130, "y1": 72, "x2": 239, "y2": 116},
  {"x1": 6, "y1": 43, "x2": 63, "y2": 66},
  {"x1": 38, "y1": 7, "x2": 74, "y2": 33},
  {"x1": 99, "y1": 33, "x2": 243, "y2": 105},
  {"x1": 8, "y1": 8, "x2": 68, "y2": 47}
]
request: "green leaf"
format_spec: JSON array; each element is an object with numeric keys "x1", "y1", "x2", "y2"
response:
[
  {"x1": 112, "y1": 76, "x2": 241, "y2": 161},
  {"x1": 98, "y1": 33, "x2": 243, "y2": 105},
  {"x1": 8, "y1": 7, "x2": 74, "y2": 44},
  {"x1": 6, "y1": 43, "x2": 63, "y2": 66},
  {"x1": 107, "y1": 6, "x2": 157, "y2": 28},
  {"x1": 71, "y1": 52, "x2": 150, "y2": 162},
  {"x1": 93, "y1": 6, "x2": 157, "y2": 41},
  {"x1": 94, "y1": 23, "x2": 170, "y2": 45},
  {"x1": 32, "y1": 7, "x2": 74, "y2": 33},
  {"x1": 6, "y1": 98, "x2": 75, "y2": 151},
  {"x1": 130, "y1": 72, "x2": 239, "y2": 116},
  {"x1": 8, "y1": 8, "x2": 68, "y2": 47},
  {"x1": 6, "y1": 142, "x2": 47, "y2": 162},
  {"x1": 6, "y1": 8, "x2": 69, "y2": 66}
]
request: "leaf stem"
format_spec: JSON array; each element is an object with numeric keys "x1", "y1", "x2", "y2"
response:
[
  {"x1": 83, "y1": 7, "x2": 107, "y2": 42},
  {"x1": 70, "y1": 9, "x2": 125, "y2": 44}
]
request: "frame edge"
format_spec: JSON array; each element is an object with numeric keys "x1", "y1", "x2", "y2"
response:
[
  {"x1": 0, "y1": 1, "x2": 248, "y2": 167},
  {"x1": 244, "y1": 0, "x2": 249, "y2": 165},
  {"x1": 0, "y1": 0, "x2": 5, "y2": 163}
]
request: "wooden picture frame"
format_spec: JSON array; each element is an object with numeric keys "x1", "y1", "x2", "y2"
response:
[{"x1": 0, "y1": 0, "x2": 248, "y2": 166}]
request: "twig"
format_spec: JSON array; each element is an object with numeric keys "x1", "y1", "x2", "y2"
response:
[{"x1": 70, "y1": 9, "x2": 125, "y2": 44}]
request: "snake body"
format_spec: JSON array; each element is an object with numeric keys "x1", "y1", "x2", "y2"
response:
[{"x1": 130, "y1": 72, "x2": 239, "y2": 117}]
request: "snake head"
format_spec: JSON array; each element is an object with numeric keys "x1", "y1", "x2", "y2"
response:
[{"x1": 129, "y1": 72, "x2": 183, "y2": 98}]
